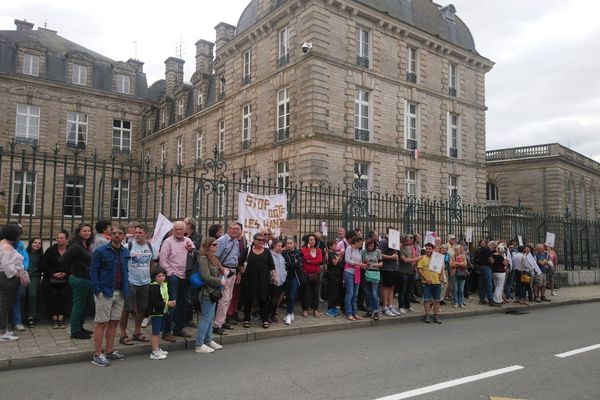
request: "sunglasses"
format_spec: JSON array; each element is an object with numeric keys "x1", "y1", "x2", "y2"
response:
[
  {"x1": 255, "y1": 238, "x2": 265, "y2": 242},
  {"x1": 210, "y1": 243, "x2": 218, "y2": 247}
]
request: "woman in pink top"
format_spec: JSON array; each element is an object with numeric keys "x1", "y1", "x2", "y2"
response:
[{"x1": 300, "y1": 234, "x2": 323, "y2": 317}]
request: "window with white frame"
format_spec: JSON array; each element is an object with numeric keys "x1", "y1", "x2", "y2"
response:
[
  {"x1": 196, "y1": 91, "x2": 203, "y2": 110},
  {"x1": 177, "y1": 136, "x2": 184, "y2": 166},
  {"x1": 241, "y1": 168, "x2": 252, "y2": 191},
  {"x1": 278, "y1": 27, "x2": 289, "y2": 66},
  {"x1": 354, "y1": 89, "x2": 370, "y2": 142},
  {"x1": 356, "y1": 27, "x2": 370, "y2": 68},
  {"x1": 407, "y1": 47, "x2": 418, "y2": 82},
  {"x1": 11, "y1": 171, "x2": 36, "y2": 216},
  {"x1": 15, "y1": 104, "x2": 40, "y2": 143},
  {"x1": 111, "y1": 179, "x2": 129, "y2": 218},
  {"x1": 160, "y1": 143, "x2": 166, "y2": 166},
  {"x1": 178, "y1": 98, "x2": 184, "y2": 118},
  {"x1": 354, "y1": 162, "x2": 370, "y2": 190},
  {"x1": 277, "y1": 88, "x2": 290, "y2": 140},
  {"x1": 23, "y1": 53, "x2": 39, "y2": 76},
  {"x1": 405, "y1": 169, "x2": 418, "y2": 198},
  {"x1": 196, "y1": 133, "x2": 204, "y2": 161},
  {"x1": 243, "y1": 50, "x2": 251, "y2": 84},
  {"x1": 277, "y1": 160, "x2": 289, "y2": 192},
  {"x1": 218, "y1": 78, "x2": 225, "y2": 99},
  {"x1": 486, "y1": 182, "x2": 498, "y2": 202},
  {"x1": 112, "y1": 120, "x2": 131, "y2": 153},
  {"x1": 242, "y1": 105, "x2": 251, "y2": 149},
  {"x1": 161, "y1": 108, "x2": 166, "y2": 126},
  {"x1": 448, "y1": 113, "x2": 459, "y2": 158},
  {"x1": 66, "y1": 112, "x2": 88, "y2": 148},
  {"x1": 448, "y1": 175, "x2": 459, "y2": 199},
  {"x1": 72, "y1": 63, "x2": 87, "y2": 85},
  {"x1": 63, "y1": 176, "x2": 85, "y2": 216},
  {"x1": 405, "y1": 102, "x2": 418, "y2": 150},
  {"x1": 449, "y1": 63, "x2": 458, "y2": 96},
  {"x1": 218, "y1": 120, "x2": 225, "y2": 154},
  {"x1": 116, "y1": 74, "x2": 130, "y2": 94}
]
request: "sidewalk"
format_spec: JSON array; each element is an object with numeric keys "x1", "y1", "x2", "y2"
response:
[{"x1": 2, "y1": 285, "x2": 599, "y2": 371}]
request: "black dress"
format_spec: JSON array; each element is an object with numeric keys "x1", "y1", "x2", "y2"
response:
[{"x1": 240, "y1": 248, "x2": 275, "y2": 300}]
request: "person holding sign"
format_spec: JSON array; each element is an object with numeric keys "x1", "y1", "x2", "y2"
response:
[{"x1": 417, "y1": 243, "x2": 445, "y2": 324}]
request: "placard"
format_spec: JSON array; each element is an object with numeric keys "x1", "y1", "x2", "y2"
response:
[
  {"x1": 321, "y1": 221, "x2": 328, "y2": 237},
  {"x1": 388, "y1": 229, "x2": 401, "y2": 250},
  {"x1": 518, "y1": 235, "x2": 523, "y2": 246},
  {"x1": 465, "y1": 227, "x2": 473, "y2": 243},
  {"x1": 429, "y1": 251, "x2": 445, "y2": 274},
  {"x1": 150, "y1": 213, "x2": 173, "y2": 252},
  {"x1": 545, "y1": 232, "x2": 556, "y2": 248},
  {"x1": 425, "y1": 231, "x2": 436, "y2": 245},
  {"x1": 238, "y1": 191, "x2": 288, "y2": 241}
]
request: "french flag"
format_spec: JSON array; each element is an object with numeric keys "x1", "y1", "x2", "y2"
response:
[{"x1": 413, "y1": 148, "x2": 420, "y2": 160}]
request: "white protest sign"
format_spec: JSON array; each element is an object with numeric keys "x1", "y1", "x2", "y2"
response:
[
  {"x1": 321, "y1": 221, "x2": 328, "y2": 237},
  {"x1": 425, "y1": 231, "x2": 436, "y2": 245},
  {"x1": 518, "y1": 235, "x2": 523, "y2": 246},
  {"x1": 465, "y1": 227, "x2": 473, "y2": 243},
  {"x1": 238, "y1": 191, "x2": 288, "y2": 242},
  {"x1": 150, "y1": 213, "x2": 173, "y2": 253},
  {"x1": 429, "y1": 251, "x2": 445, "y2": 274},
  {"x1": 545, "y1": 232, "x2": 556, "y2": 248},
  {"x1": 388, "y1": 229, "x2": 401, "y2": 250}
]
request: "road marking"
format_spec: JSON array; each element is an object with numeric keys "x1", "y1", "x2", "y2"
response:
[
  {"x1": 489, "y1": 397, "x2": 528, "y2": 400},
  {"x1": 373, "y1": 365, "x2": 524, "y2": 400},
  {"x1": 555, "y1": 343, "x2": 600, "y2": 358}
]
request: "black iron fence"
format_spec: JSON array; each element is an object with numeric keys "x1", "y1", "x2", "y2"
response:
[{"x1": 2, "y1": 141, "x2": 599, "y2": 269}]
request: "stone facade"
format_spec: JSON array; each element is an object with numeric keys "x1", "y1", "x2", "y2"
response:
[
  {"x1": 486, "y1": 144, "x2": 600, "y2": 219},
  {"x1": 142, "y1": 0, "x2": 494, "y2": 204}
]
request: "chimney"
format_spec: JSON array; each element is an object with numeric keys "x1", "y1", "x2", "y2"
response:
[
  {"x1": 126, "y1": 58, "x2": 144, "y2": 74},
  {"x1": 214, "y1": 22, "x2": 236, "y2": 52},
  {"x1": 14, "y1": 19, "x2": 34, "y2": 31},
  {"x1": 194, "y1": 40, "x2": 214, "y2": 75},
  {"x1": 164, "y1": 57, "x2": 185, "y2": 96},
  {"x1": 257, "y1": 0, "x2": 277, "y2": 20}
]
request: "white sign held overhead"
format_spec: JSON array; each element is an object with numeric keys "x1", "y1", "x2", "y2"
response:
[
  {"x1": 388, "y1": 229, "x2": 401, "y2": 250},
  {"x1": 545, "y1": 232, "x2": 556, "y2": 248},
  {"x1": 465, "y1": 227, "x2": 473, "y2": 243},
  {"x1": 150, "y1": 213, "x2": 173, "y2": 253},
  {"x1": 518, "y1": 235, "x2": 523, "y2": 246},
  {"x1": 425, "y1": 231, "x2": 436, "y2": 245},
  {"x1": 238, "y1": 191, "x2": 288, "y2": 242}
]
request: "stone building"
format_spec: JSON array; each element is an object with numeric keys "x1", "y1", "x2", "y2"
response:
[
  {"x1": 486, "y1": 143, "x2": 600, "y2": 219},
  {"x1": 142, "y1": 0, "x2": 494, "y2": 206},
  {"x1": 0, "y1": 19, "x2": 152, "y2": 230}
]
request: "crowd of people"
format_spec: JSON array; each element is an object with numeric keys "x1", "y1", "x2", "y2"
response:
[{"x1": 0, "y1": 219, "x2": 559, "y2": 366}]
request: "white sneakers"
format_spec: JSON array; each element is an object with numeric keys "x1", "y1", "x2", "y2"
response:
[
  {"x1": 208, "y1": 341, "x2": 223, "y2": 350},
  {"x1": 284, "y1": 314, "x2": 293, "y2": 325},
  {"x1": 0, "y1": 332, "x2": 19, "y2": 342},
  {"x1": 389, "y1": 307, "x2": 402, "y2": 316},
  {"x1": 150, "y1": 351, "x2": 167, "y2": 360},
  {"x1": 399, "y1": 308, "x2": 407, "y2": 314},
  {"x1": 195, "y1": 344, "x2": 215, "y2": 353},
  {"x1": 383, "y1": 307, "x2": 396, "y2": 317}
]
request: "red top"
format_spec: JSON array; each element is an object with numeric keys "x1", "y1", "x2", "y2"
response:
[{"x1": 301, "y1": 247, "x2": 323, "y2": 275}]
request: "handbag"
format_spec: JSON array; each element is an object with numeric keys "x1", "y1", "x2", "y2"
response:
[
  {"x1": 189, "y1": 271, "x2": 205, "y2": 289},
  {"x1": 365, "y1": 269, "x2": 381, "y2": 283},
  {"x1": 209, "y1": 288, "x2": 223, "y2": 303},
  {"x1": 520, "y1": 271, "x2": 532, "y2": 284},
  {"x1": 455, "y1": 268, "x2": 468, "y2": 280}
]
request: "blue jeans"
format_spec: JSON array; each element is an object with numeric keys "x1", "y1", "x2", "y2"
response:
[
  {"x1": 450, "y1": 275, "x2": 466, "y2": 305},
  {"x1": 343, "y1": 271, "x2": 359, "y2": 316},
  {"x1": 478, "y1": 265, "x2": 494, "y2": 303},
  {"x1": 11, "y1": 282, "x2": 22, "y2": 325},
  {"x1": 365, "y1": 281, "x2": 380, "y2": 313},
  {"x1": 195, "y1": 297, "x2": 215, "y2": 346},
  {"x1": 286, "y1": 274, "x2": 301, "y2": 314},
  {"x1": 164, "y1": 275, "x2": 188, "y2": 335}
]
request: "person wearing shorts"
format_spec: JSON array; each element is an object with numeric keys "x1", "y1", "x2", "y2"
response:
[
  {"x1": 417, "y1": 242, "x2": 445, "y2": 324},
  {"x1": 119, "y1": 224, "x2": 155, "y2": 345},
  {"x1": 90, "y1": 224, "x2": 130, "y2": 367},
  {"x1": 148, "y1": 267, "x2": 174, "y2": 360}
]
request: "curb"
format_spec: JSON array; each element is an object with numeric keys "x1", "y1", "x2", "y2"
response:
[{"x1": 2, "y1": 297, "x2": 599, "y2": 371}]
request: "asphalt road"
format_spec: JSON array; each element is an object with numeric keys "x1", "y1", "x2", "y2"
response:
[{"x1": 1, "y1": 303, "x2": 599, "y2": 400}]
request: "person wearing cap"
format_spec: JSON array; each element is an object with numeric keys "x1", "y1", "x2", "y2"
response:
[{"x1": 417, "y1": 243, "x2": 444, "y2": 324}]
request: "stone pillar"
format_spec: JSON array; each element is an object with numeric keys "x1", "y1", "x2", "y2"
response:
[
  {"x1": 164, "y1": 57, "x2": 185, "y2": 96},
  {"x1": 214, "y1": 22, "x2": 236, "y2": 52},
  {"x1": 126, "y1": 58, "x2": 144, "y2": 74},
  {"x1": 14, "y1": 19, "x2": 34, "y2": 31}
]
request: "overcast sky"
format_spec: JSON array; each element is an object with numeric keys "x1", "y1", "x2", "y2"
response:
[{"x1": 2, "y1": 1, "x2": 599, "y2": 159}]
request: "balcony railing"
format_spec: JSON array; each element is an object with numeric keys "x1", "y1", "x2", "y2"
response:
[
  {"x1": 278, "y1": 54, "x2": 289, "y2": 67},
  {"x1": 242, "y1": 75, "x2": 251, "y2": 85},
  {"x1": 449, "y1": 87, "x2": 457, "y2": 97},
  {"x1": 218, "y1": 92, "x2": 225, "y2": 102},
  {"x1": 406, "y1": 138, "x2": 418, "y2": 151},
  {"x1": 241, "y1": 139, "x2": 251, "y2": 150},
  {"x1": 356, "y1": 56, "x2": 370, "y2": 68},
  {"x1": 406, "y1": 72, "x2": 417, "y2": 83},
  {"x1": 67, "y1": 141, "x2": 86, "y2": 150},
  {"x1": 354, "y1": 128, "x2": 370, "y2": 142},
  {"x1": 449, "y1": 147, "x2": 458, "y2": 158},
  {"x1": 275, "y1": 128, "x2": 289, "y2": 141},
  {"x1": 486, "y1": 145, "x2": 551, "y2": 161},
  {"x1": 14, "y1": 137, "x2": 38, "y2": 146}
]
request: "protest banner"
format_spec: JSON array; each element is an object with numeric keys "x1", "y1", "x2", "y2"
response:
[
  {"x1": 238, "y1": 191, "x2": 288, "y2": 241},
  {"x1": 151, "y1": 213, "x2": 173, "y2": 252}
]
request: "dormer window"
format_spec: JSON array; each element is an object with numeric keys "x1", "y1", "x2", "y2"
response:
[
  {"x1": 72, "y1": 63, "x2": 87, "y2": 85},
  {"x1": 23, "y1": 53, "x2": 39, "y2": 76},
  {"x1": 117, "y1": 74, "x2": 130, "y2": 94}
]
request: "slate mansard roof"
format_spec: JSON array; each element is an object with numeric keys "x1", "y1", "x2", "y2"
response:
[{"x1": 235, "y1": 0, "x2": 477, "y2": 53}]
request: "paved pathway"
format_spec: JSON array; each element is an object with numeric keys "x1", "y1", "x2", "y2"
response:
[{"x1": 1, "y1": 285, "x2": 599, "y2": 370}]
